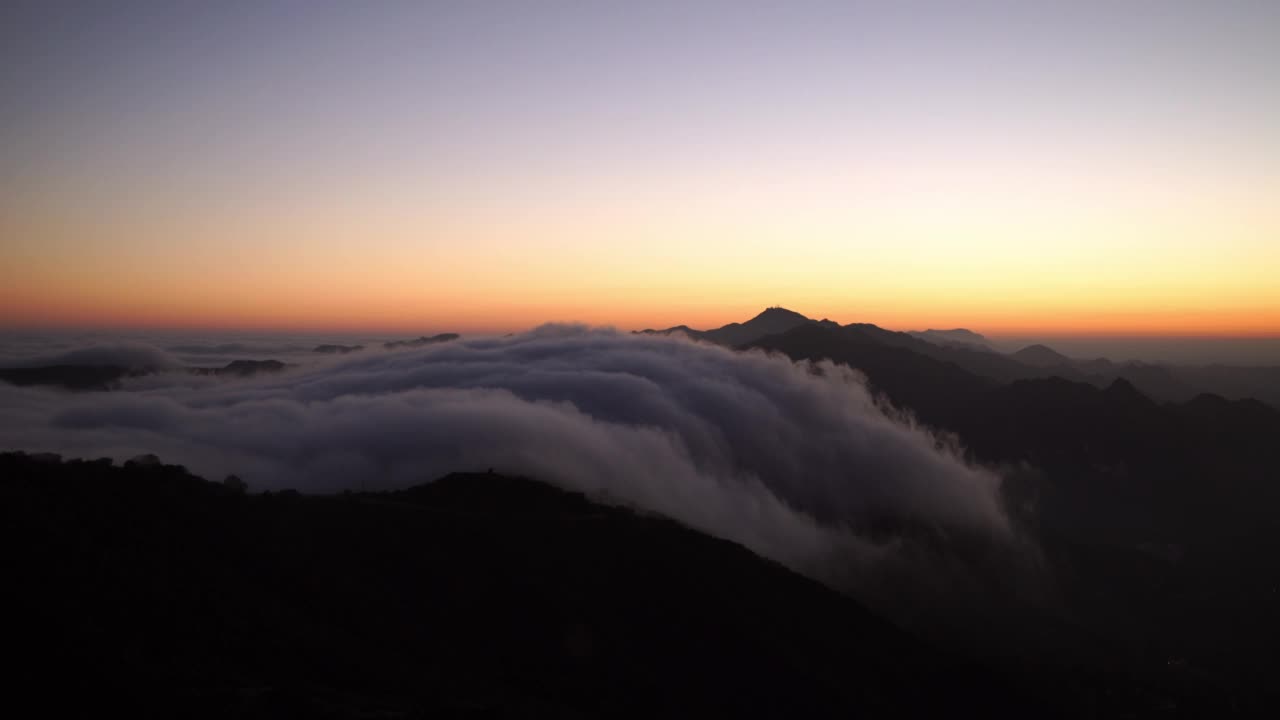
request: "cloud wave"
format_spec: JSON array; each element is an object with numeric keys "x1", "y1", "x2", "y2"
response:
[{"x1": 0, "y1": 326, "x2": 1037, "y2": 625}]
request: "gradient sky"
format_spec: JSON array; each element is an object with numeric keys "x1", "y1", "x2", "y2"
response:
[{"x1": 2, "y1": 1, "x2": 1277, "y2": 335}]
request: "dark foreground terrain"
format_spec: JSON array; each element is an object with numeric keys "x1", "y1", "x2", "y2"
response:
[
  {"x1": 5, "y1": 452, "x2": 1275, "y2": 718},
  {"x1": 0, "y1": 453, "x2": 943, "y2": 718}
]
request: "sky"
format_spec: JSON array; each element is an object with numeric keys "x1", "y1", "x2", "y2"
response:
[{"x1": 2, "y1": 1, "x2": 1277, "y2": 336}]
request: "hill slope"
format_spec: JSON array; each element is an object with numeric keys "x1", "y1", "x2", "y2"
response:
[{"x1": 3, "y1": 452, "x2": 1016, "y2": 718}]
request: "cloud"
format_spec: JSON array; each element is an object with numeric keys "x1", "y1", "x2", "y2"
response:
[
  {"x1": 4, "y1": 343, "x2": 183, "y2": 370},
  {"x1": 0, "y1": 326, "x2": 1042, "y2": 628},
  {"x1": 164, "y1": 342, "x2": 302, "y2": 355}
]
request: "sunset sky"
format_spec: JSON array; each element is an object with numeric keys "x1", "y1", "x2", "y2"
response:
[{"x1": 2, "y1": 1, "x2": 1277, "y2": 336}]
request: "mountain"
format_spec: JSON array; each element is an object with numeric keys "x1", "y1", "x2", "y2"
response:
[
  {"x1": 745, "y1": 319, "x2": 1280, "y2": 700},
  {"x1": 1109, "y1": 361, "x2": 1199, "y2": 403},
  {"x1": 638, "y1": 307, "x2": 833, "y2": 347},
  {"x1": 635, "y1": 323, "x2": 700, "y2": 338},
  {"x1": 313, "y1": 343, "x2": 364, "y2": 354},
  {"x1": 1005, "y1": 345, "x2": 1280, "y2": 407},
  {"x1": 1008, "y1": 346, "x2": 1205, "y2": 404},
  {"x1": 751, "y1": 322, "x2": 994, "y2": 428},
  {"x1": 1172, "y1": 364, "x2": 1280, "y2": 408},
  {"x1": 9, "y1": 451, "x2": 1263, "y2": 716},
  {"x1": 0, "y1": 364, "x2": 141, "y2": 391},
  {"x1": 3, "y1": 451, "x2": 1046, "y2": 718},
  {"x1": 640, "y1": 308, "x2": 1051, "y2": 389},
  {"x1": 850, "y1": 323, "x2": 1065, "y2": 385},
  {"x1": 702, "y1": 306, "x2": 823, "y2": 346},
  {"x1": 1, "y1": 358, "x2": 293, "y2": 390},
  {"x1": 1011, "y1": 344, "x2": 1074, "y2": 368},
  {"x1": 908, "y1": 328, "x2": 994, "y2": 350},
  {"x1": 8, "y1": 447, "x2": 1272, "y2": 717},
  {"x1": 383, "y1": 332, "x2": 460, "y2": 349},
  {"x1": 642, "y1": 307, "x2": 1280, "y2": 408},
  {"x1": 738, "y1": 314, "x2": 1071, "y2": 419},
  {"x1": 191, "y1": 359, "x2": 290, "y2": 377},
  {"x1": 743, "y1": 317, "x2": 1280, "y2": 535}
]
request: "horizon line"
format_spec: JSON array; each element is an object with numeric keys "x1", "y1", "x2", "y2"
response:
[{"x1": 2, "y1": 317, "x2": 1278, "y2": 341}]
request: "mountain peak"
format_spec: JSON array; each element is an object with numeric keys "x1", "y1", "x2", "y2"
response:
[
  {"x1": 1017, "y1": 344, "x2": 1060, "y2": 355},
  {"x1": 698, "y1": 307, "x2": 814, "y2": 347},
  {"x1": 1011, "y1": 344, "x2": 1071, "y2": 368},
  {"x1": 1104, "y1": 377, "x2": 1154, "y2": 405},
  {"x1": 749, "y1": 307, "x2": 810, "y2": 323}
]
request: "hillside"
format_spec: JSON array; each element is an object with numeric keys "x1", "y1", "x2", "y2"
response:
[
  {"x1": 1, "y1": 452, "x2": 991, "y2": 718},
  {"x1": 5, "y1": 451, "x2": 1257, "y2": 717}
]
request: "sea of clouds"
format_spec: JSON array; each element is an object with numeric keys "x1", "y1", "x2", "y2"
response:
[{"x1": 0, "y1": 326, "x2": 1045, "y2": 627}]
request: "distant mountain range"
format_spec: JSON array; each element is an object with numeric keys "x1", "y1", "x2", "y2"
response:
[
  {"x1": 638, "y1": 307, "x2": 1280, "y2": 408},
  {"x1": 663, "y1": 310, "x2": 1280, "y2": 536},
  {"x1": 907, "y1": 328, "x2": 994, "y2": 350},
  {"x1": 636, "y1": 307, "x2": 1280, "y2": 539}
]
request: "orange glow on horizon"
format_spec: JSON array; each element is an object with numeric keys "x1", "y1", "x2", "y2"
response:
[
  {"x1": 5, "y1": 2, "x2": 1279, "y2": 344},
  {"x1": 2, "y1": 284, "x2": 1277, "y2": 339},
  {"x1": 3, "y1": 154, "x2": 1277, "y2": 340}
]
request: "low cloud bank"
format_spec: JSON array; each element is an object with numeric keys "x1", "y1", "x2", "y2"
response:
[
  {"x1": 0, "y1": 327, "x2": 1041, "y2": 624},
  {"x1": 6, "y1": 343, "x2": 183, "y2": 370}
]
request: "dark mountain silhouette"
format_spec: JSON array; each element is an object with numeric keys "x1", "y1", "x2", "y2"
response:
[
  {"x1": 1174, "y1": 364, "x2": 1280, "y2": 407},
  {"x1": 383, "y1": 332, "x2": 460, "y2": 349},
  {"x1": 844, "y1": 321, "x2": 1066, "y2": 385},
  {"x1": 1011, "y1": 343, "x2": 1073, "y2": 368},
  {"x1": 742, "y1": 317, "x2": 1280, "y2": 704},
  {"x1": 1006, "y1": 345, "x2": 1276, "y2": 407},
  {"x1": 0, "y1": 364, "x2": 141, "y2": 391},
  {"x1": 2, "y1": 451, "x2": 1064, "y2": 718},
  {"x1": 638, "y1": 307, "x2": 835, "y2": 347},
  {"x1": 640, "y1": 307, "x2": 1278, "y2": 411},
  {"x1": 908, "y1": 328, "x2": 994, "y2": 350},
  {"x1": 734, "y1": 311, "x2": 1278, "y2": 509},
  {"x1": 753, "y1": 322, "x2": 994, "y2": 426},
  {"x1": 745, "y1": 319, "x2": 1280, "y2": 530},
  {"x1": 313, "y1": 343, "x2": 364, "y2": 354},
  {"x1": 1004, "y1": 347, "x2": 1223, "y2": 405},
  {"x1": 191, "y1": 359, "x2": 290, "y2": 377},
  {"x1": 742, "y1": 314, "x2": 1280, "y2": 538},
  {"x1": 683, "y1": 307, "x2": 1277, "y2": 408},
  {"x1": 1, "y1": 358, "x2": 293, "y2": 390},
  {"x1": 1109, "y1": 362, "x2": 1199, "y2": 403},
  {"x1": 702, "y1": 306, "x2": 823, "y2": 346},
  {"x1": 636, "y1": 323, "x2": 699, "y2": 337},
  {"x1": 6, "y1": 451, "x2": 1270, "y2": 716}
]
